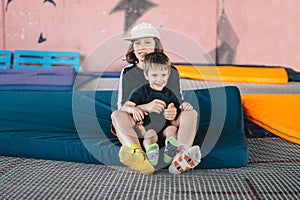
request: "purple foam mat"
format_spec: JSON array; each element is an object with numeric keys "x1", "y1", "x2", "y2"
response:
[{"x1": 0, "y1": 67, "x2": 75, "y2": 90}]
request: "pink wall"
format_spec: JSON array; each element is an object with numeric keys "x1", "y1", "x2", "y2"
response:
[
  {"x1": 1, "y1": 0, "x2": 299, "y2": 71},
  {"x1": 226, "y1": 0, "x2": 300, "y2": 69}
]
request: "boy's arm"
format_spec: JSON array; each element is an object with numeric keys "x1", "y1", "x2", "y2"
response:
[
  {"x1": 136, "y1": 99, "x2": 166, "y2": 114},
  {"x1": 121, "y1": 101, "x2": 145, "y2": 122},
  {"x1": 120, "y1": 101, "x2": 136, "y2": 113}
]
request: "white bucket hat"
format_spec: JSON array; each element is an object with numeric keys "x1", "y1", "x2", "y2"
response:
[{"x1": 124, "y1": 22, "x2": 160, "y2": 41}]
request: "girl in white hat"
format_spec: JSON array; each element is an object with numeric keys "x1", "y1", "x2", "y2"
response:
[{"x1": 111, "y1": 22, "x2": 201, "y2": 175}]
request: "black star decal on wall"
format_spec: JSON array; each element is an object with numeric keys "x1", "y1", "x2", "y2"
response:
[
  {"x1": 5, "y1": 0, "x2": 13, "y2": 11},
  {"x1": 43, "y1": 0, "x2": 56, "y2": 7},
  {"x1": 110, "y1": 0, "x2": 157, "y2": 32},
  {"x1": 38, "y1": 32, "x2": 47, "y2": 43}
]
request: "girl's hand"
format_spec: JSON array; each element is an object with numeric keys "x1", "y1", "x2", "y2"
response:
[
  {"x1": 179, "y1": 102, "x2": 193, "y2": 111},
  {"x1": 164, "y1": 103, "x2": 177, "y2": 120}
]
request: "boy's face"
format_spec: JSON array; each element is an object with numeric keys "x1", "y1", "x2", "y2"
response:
[{"x1": 144, "y1": 64, "x2": 170, "y2": 91}]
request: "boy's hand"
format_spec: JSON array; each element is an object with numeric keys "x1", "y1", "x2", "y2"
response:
[
  {"x1": 164, "y1": 103, "x2": 177, "y2": 120},
  {"x1": 139, "y1": 99, "x2": 166, "y2": 114},
  {"x1": 128, "y1": 106, "x2": 145, "y2": 122},
  {"x1": 179, "y1": 102, "x2": 193, "y2": 111},
  {"x1": 122, "y1": 101, "x2": 146, "y2": 121}
]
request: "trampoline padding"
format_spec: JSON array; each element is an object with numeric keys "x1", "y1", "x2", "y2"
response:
[
  {"x1": 242, "y1": 94, "x2": 300, "y2": 144},
  {"x1": 176, "y1": 65, "x2": 288, "y2": 84}
]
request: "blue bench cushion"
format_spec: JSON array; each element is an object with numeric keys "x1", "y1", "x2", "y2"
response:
[
  {"x1": 0, "y1": 86, "x2": 248, "y2": 169},
  {"x1": 0, "y1": 50, "x2": 12, "y2": 69},
  {"x1": 13, "y1": 50, "x2": 80, "y2": 72},
  {"x1": 0, "y1": 67, "x2": 75, "y2": 90}
]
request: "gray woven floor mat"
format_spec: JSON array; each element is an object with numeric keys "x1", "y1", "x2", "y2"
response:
[{"x1": 1, "y1": 137, "x2": 299, "y2": 200}]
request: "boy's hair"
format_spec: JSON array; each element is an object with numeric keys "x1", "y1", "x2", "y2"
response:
[{"x1": 143, "y1": 52, "x2": 171, "y2": 74}]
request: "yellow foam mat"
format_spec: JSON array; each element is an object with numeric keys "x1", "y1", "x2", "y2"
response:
[
  {"x1": 176, "y1": 65, "x2": 288, "y2": 84},
  {"x1": 242, "y1": 94, "x2": 300, "y2": 144}
]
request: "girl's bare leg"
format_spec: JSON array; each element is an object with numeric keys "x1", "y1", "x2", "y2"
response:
[
  {"x1": 111, "y1": 110, "x2": 154, "y2": 174},
  {"x1": 111, "y1": 110, "x2": 140, "y2": 146},
  {"x1": 173, "y1": 109, "x2": 198, "y2": 148},
  {"x1": 168, "y1": 109, "x2": 201, "y2": 174}
]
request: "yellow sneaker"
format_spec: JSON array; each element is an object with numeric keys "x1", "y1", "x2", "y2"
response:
[{"x1": 119, "y1": 144, "x2": 155, "y2": 175}]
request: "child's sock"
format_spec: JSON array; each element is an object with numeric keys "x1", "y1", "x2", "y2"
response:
[
  {"x1": 163, "y1": 136, "x2": 178, "y2": 164},
  {"x1": 168, "y1": 145, "x2": 201, "y2": 175},
  {"x1": 146, "y1": 143, "x2": 159, "y2": 166},
  {"x1": 119, "y1": 144, "x2": 155, "y2": 175}
]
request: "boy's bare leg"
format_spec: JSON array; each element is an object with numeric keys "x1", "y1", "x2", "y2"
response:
[
  {"x1": 143, "y1": 129, "x2": 158, "y2": 149},
  {"x1": 163, "y1": 125, "x2": 177, "y2": 143},
  {"x1": 143, "y1": 129, "x2": 159, "y2": 166},
  {"x1": 163, "y1": 126, "x2": 178, "y2": 163}
]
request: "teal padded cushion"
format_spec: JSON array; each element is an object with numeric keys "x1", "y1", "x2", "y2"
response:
[{"x1": 0, "y1": 86, "x2": 248, "y2": 168}]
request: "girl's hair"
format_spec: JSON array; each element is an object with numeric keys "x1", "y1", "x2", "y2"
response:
[
  {"x1": 125, "y1": 37, "x2": 164, "y2": 64},
  {"x1": 143, "y1": 52, "x2": 171, "y2": 74}
]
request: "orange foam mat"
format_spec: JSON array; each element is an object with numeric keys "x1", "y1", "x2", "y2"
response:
[
  {"x1": 242, "y1": 94, "x2": 300, "y2": 144},
  {"x1": 176, "y1": 66, "x2": 288, "y2": 84}
]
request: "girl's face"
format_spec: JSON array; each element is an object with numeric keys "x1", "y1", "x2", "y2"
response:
[
  {"x1": 144, "y1": 64, "x2": 170, "y2": 91},
  {"x1": 133, "y1": 37, "x2": 156, "y2": 63}
]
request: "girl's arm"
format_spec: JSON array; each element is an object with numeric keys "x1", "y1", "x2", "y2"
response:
[
  {"x1": 117, "y1": 68, "x2": 130, "y2": 109},
  {"x1": 169, "y1": 66, "x2": 193, "y2": 108},
  {"x1": 168, "y1": 66, "x2": 183, "y2": 103},
  {"x1": 117, "y1": 66, "x2": 146, "y2": 109}
]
